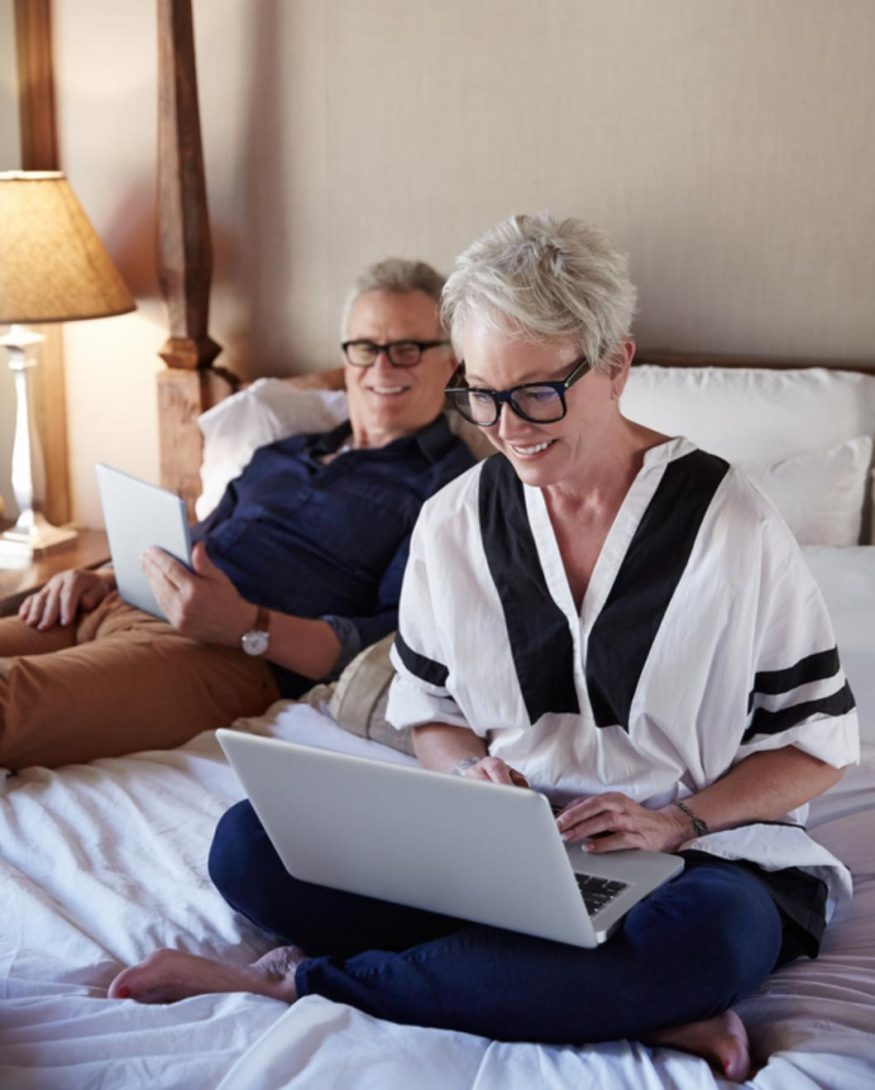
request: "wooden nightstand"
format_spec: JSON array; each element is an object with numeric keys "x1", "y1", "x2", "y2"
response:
[{"x1": 0, "y1": 528, "x2": 110, "y2": 617}]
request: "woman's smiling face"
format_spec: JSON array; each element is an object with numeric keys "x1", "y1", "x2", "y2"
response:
[{"x1": 457, "y1": 322, "x2": 626, "y2": 489}]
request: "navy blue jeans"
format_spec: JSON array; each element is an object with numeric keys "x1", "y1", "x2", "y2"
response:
[{"x1": 209, "y1": 799, "x2": 789, "y2": 1045}]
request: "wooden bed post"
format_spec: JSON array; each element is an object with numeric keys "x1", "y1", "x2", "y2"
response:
[{"x1": 156, "y1": 0, "x2": 238, "y2": 518}]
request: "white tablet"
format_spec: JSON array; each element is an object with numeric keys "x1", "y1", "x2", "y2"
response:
[{"x1": 96, "y1": 463, "x2": 192, "y2": 620}]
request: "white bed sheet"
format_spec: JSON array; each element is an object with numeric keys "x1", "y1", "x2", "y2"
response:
[
  {"x1": 2, "y1": 701, "x2": 873, "y2": 1090},
  {"x1": 2, "y1": 549, "x2": 875, "y2": 1089}
]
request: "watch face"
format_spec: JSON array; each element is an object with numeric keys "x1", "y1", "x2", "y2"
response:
[{"x1": 242, "y1": 628, "x2": 270, "y2": 656}]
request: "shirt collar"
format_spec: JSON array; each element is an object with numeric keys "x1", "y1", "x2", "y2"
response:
[
  {"x1": 309, "y1": 420, "x2": 353, "y2": 456},
  {"x1": 308, "y1": 413, "x2": 456, "y2": 464},
  {"x1": 405, "y1": 413, "x2": 458, "y2": 463}
]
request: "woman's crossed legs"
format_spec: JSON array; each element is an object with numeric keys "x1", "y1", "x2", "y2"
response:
[{"x1": 110, "y1": 800, "x2": 786, "y2": 1080}]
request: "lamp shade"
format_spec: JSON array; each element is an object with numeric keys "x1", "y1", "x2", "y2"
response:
[{"x1": 0, "y1": 171, "x2": 136, "y2": 324}]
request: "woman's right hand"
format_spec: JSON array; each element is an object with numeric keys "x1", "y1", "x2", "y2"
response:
[
  {"x1": 18, "y1": 568, "x2": 115, "y2": 630},
  {"x1": 457, "y1": 755, "x2": 529, "y2": 788}
]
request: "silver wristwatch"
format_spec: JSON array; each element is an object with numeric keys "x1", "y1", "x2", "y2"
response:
[{"x1": 241, "y1": 605, "x2": 271, "y2": 656}]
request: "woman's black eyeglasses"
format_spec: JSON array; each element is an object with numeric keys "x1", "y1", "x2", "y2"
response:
[
  {"x1": 342, "y1": 340, "x2": 450, "y2": 368},
  {"x1": 444, "y1": 356, "x2": 592, "y2": 426}
]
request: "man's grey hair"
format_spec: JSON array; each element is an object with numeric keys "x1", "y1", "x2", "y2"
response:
[
  {"x1": 441, "y1": 213, "x2": 637, "y2": 375},
  {"x1": 340, "y1": 257, "x2": 446, "y2": 338}
]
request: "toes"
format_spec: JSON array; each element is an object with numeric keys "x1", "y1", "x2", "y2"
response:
[
  {"x1": 107, "y1": 949, "x2": 177, "y2": 1002},
  {"x1": 107, "y1": 969, "x2": 135, "y2": 1000}
]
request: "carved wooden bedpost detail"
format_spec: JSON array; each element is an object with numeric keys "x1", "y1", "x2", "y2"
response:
[{"x1": 156, "y1": 0, "x2": 237, "y2": 518}]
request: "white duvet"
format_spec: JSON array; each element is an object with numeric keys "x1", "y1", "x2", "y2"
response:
[{"x1": 1, "y1": 547, "x2": 874, "y2": 1089}]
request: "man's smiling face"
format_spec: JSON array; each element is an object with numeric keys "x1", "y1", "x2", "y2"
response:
[{"x1": 343, "y1": 289, "x2": 455, "y2": 447}]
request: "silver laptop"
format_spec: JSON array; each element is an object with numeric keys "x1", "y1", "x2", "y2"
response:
[
  {"x1": 96, "y1": 463, "x2": 192, "y2": 620},
  {"x1": 217, "y1": 731, "x2": 684, "y2": 948}
]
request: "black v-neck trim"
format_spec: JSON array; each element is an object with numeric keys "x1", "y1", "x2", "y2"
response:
[
  {"x1": 586, "y1": 449, "x2": 730, "y2": 728},
  {"x1": 478, "y1": 455, "x2": 580, "y2": 725}
]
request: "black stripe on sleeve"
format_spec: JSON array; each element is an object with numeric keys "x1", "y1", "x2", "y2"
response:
[
  {"x1": 747, "y1": 647, "x2": 841, "y2": 712},
  {"x1": 478, "y1": 455, "x2": 580, "y2": 724},
  {"x1": 393, "y1": 631, "x2": 449, "y2": 688},
  {"x1": 587, "y1": 450, "x2": 730, "y2": 729},
  {"x1": 742, "y1": 680, "x2": 856, "y2": 743}
]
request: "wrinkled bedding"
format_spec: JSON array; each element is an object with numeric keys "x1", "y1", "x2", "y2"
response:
[{"x1": 1, "y1": 547, "x2": 874, "y2": 1089}]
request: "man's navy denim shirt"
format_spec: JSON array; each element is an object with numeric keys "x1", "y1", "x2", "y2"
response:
[{"x1": 192, "y1": 414, "x2": 475, "y2": 697}]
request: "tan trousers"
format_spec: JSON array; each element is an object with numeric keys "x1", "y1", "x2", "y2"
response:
[{"x1": 0, "y1": 592, "x2": 280, "y2": 769}]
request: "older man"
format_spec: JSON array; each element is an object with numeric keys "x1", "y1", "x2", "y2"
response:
[{"x1": 0, "y1": 258, "x2": 473, "y2": 769}]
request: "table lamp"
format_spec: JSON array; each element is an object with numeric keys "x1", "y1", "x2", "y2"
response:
[{"x1": 0, "y1": 170, "x2": 135, "y2": 556}]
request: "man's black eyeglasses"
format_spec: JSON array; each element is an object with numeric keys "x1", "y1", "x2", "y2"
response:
[
  {"x1": 342, "y1": 340, "x2": 450, "y2": 368},
  {"x1": 445, "y1": 356, "x2": 592, "y2": 426}
]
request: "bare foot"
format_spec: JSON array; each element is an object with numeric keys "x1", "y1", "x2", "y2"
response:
[
  {"x1": 645, "y1": 1009, "x2": 750, "y2": 1081},
  {"x1": 107, "y1": 944, "x2": 308, "y2": 1005}
]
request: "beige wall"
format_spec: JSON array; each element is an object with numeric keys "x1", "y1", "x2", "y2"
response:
[
  {"x1": 52, "y1": 0, "x2": 875, "y2": 527},
  {"x1": 0, "y1": 0, "x2": 19, "y2": 162},
  {"x1": 52, "y1": 0, "x2": 163, "y2": 529}
]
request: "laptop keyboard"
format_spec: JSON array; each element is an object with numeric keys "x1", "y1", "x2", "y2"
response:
[
  {"x1": 574, "y1": 873, "x2": 628, "y2": 915},
  {"x1": 548, "y1": 801, "x2": 629, "y2": 915}
]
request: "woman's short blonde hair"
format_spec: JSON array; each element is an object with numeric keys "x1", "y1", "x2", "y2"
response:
[{"x1": 441, "y1": 213, "x2": 637, "y2": 375}]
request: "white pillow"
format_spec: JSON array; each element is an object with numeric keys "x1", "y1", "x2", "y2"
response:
[
  {"x1": 621, "y1": 366, "x2": 875, "y2": 545},
  {"x1": 740, "y1": 437, "x2": 873, "y2": 547},
  {"x1": 622, "y1": 366, "x2": 875, "y2": 463},
  {"x1": 196, "y1": 379, "x2": 348, "y2": 519},
  {"x1": 802, "y1": 545, "x2": 875, "y2": 745}
]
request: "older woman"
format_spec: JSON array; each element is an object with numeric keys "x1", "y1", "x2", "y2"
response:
[{"x1": 111, "y1": 216, "x2": 858, "y2": 1081}]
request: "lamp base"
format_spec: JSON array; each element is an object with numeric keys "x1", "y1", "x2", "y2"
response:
[{"x1": 0, "y1": 514, "x2": 79, "y2": 558}]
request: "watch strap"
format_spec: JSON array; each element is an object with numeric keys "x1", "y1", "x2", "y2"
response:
[
  {"x1": 240, "y1": 606, "x2": 271, "y2": 656},
  {"x1": 252, "y1": 604, "x2": 270, "y2": 634},
  {"x1": 675, "y1": 799, "x2": 710, "y2": 838}
]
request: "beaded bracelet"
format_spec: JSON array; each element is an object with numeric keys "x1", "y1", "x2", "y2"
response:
[
  {"x1": 451, "y1": 755, "x2": 482, "y2": 777},
  {"x1": 675, "y1": 799, "x2": 710, "y2": 838}
]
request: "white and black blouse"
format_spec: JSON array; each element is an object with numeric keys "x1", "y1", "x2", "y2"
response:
[{"x1": 387, "y1": 438, "x2": 860, "y2": 931}]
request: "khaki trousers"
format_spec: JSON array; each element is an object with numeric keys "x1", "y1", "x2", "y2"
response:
[{"x1": 0, "y1": 592, "x2": 280, "y2": 769}]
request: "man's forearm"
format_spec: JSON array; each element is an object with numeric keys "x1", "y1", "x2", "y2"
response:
[
  {"x1": 413, "y1": 723, "x2": 487, "y2": 774},
  {"x1": 262, "y1": 612, "x2": 342, "y2": 680},
  {"x1": 667, "y1": 746, "x2": 845, "y2": 835}
]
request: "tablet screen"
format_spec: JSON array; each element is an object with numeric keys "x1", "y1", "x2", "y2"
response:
[{"x1": 96, "y1": 464, "x2": 192, "y2": 619}]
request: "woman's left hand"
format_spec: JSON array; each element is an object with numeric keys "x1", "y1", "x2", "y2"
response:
[{"x1": 555, "y1": 792, "x2": 689, "y2": 853}]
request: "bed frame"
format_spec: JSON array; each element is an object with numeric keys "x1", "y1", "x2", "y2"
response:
[{"x1": 150, "y1": 0, "x2": 875, "y2": 520}]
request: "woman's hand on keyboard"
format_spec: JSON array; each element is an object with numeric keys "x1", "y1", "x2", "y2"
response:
[
  {"x1": 457, "y1": 755, "x2": 529, "y2": 789},
  {"x1": 554, "y1": 792, "x2": 689, "y2": 853}
]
